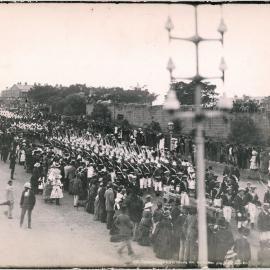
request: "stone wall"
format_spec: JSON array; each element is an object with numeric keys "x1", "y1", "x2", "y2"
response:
[{"x1": 86, "y1": 103, "x2": 270, "y2": 142}]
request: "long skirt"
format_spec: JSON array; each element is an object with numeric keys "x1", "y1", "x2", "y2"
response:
[
  {"x1": 153, "y1": 228, "x2": 174, "y2": 259},
  {"x1": 94, "y1": 197, "x2": 100, "y2": 221},
  {"x1": 250, "y1": 157, "x2": 258, "y2": 170},
  {"x1": 43, "y1": 183, "x2": 53, "y2": 201},
  {"x1": 50, "y1": 186, "x2": 64, "y2": 199},
  {"x1": 98, "y1": 202, "x2": 106, "y2": 223},
  {"x1": 86, "y1": 198, "x2": 95, "y2": 214},
  {"x1": 136, "y1": 224, "x2": 152, "y2": 246},
  {"x1": 68, "y1": 178, "x2": 75, "y2": 195},
  {"x1": 183, "y1": 238, "x2": 198, "y2": 264}
]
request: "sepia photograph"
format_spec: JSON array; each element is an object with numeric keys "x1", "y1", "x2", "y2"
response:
[{"x1": 0, "y1": 1, "x2": 270, "y2": 268}]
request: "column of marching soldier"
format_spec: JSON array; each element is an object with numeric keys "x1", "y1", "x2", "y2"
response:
[{"x1": 1, "y1": 109, "x2": 270, "y2": 267}]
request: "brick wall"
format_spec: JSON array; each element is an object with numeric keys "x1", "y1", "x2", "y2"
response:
[{"x1": 86, "y1": 103, "x2": 270, "y2": 142}]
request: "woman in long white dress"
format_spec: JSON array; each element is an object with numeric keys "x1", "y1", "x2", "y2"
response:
[
  {"x1": 249, "y1": 149, "x2": 260, "y2": 180},
  {"x1": 19, "y1": 149, "x2": 26, "y2": 166},
  {"x1": 50, "y1": 175, "x2": 64, "y2": 205},
  {"x1": 250, "y1": 149, "x2": 258, "y2": 170}
]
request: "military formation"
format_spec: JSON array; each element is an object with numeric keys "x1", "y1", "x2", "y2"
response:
[{"x1": 1, "y1": 108, "x2": 270, "y2": 267}]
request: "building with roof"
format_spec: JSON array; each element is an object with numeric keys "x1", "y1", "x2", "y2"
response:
[
  {"x1": 261, "y1": 96, "x2": 270, "y2": 112},
  {"x1": 1, "y1": 82, "x2": 33, "y2": 99}
]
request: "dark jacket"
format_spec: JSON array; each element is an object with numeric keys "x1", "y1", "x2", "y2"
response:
[
  {"x1": 20, "y1": 189, "x2": 36, "y2": 210},
  {"x1": 115, "y1": 213, "x2": 133, "y2": 238},
  {"x1": 234, "y1": 237, "x2": 251, "y2": 263},
  {"x1": 231, "y1": 167, "x2": 240, "y2": 179},
  {"x1": 125, "y1": 194, "x2": 144, "y2": 223},
  {"x1": 257, "y1": 210, "x2": 270, "y2": 232},
  {"x1": 152, "y1": 218, "x2": 174, "y2": 260},
  {"x1": 233, "y1": 194, "x2": 246, "y2": 212},
  {"x1": 222, "y1": 194, "x2": 234, "y2": 207},
  {"x1": 171, "y1": 206, "x2": 181, "y2": 225},
  {"x1": 153, "y1": 208, "x2": 163, "y2": 223},
  {"x1": 72, "y1": 177, "x2": 83, "y2": 196},
  {"x1": 264, "y1": 191, "x2": 270, "y2": 204},
  {"x1": 244, "y1": 192, "x2": 261, "y2": 206},
  {"x1": 208, "y1": 226, "x2": 234, "y2": 264},
  {"x1": 9, "y1": 154, "x2": 16, "y2": 169},
  {"x1": 104, "y1": 188, "x2": 115, "y2": 211}
]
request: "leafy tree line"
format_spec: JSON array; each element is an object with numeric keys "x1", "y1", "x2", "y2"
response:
[
  {"x1": 171, "y1": 81, "x2": 267, "y2": 114},
  {"x1": 171, "y1": 81, "x2": 268, "y2": 145},
  {"x1": 229, "y1": 115, "x2": 265, "y2": 146},
  {"x1": 28, "y1": 84, "x2": 157, "y2": 116},
  {"x1": 87, "y1": 87, "x2": 157, "y2": 105},
  {"x1": 172, "y1": 80, "x2": 218, "y2": 108}
]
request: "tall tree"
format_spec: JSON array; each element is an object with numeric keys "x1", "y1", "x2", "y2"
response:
[
  {"x1": 91, "y1": 103, "x2": 112, "y2": 122},
  {"x1": 62, "y1": 94, "x2": 86, "y2": 115},
  {"x1": 28, "y1": 85, "x2": 59, "y2": 104},
  {"x1": 228, "y1": 115, "x2": 264, "y2": 145},
  {"x1": 88, "y1": 88, "x2": 157, "y2": 105},
  {"x1": 28, "y1": 84, "x2": 158, "y2": 116},
  {"x1": 172, "y1": 80, "x2": 218, "y2": 108}
]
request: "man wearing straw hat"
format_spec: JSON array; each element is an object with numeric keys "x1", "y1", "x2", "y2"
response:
[{"x1": 20, "y1": 182, "x2": 36, "y2": 229}]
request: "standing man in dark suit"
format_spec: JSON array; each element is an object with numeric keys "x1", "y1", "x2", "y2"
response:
[
  {"x1": 20, "y1": 182, "x2": 36, "y2": 229},
  {"x1": 264, "y1": 185, "x2": 270, "y2": 204},
  {"x1": 233, "y1": 188, "x2": 248, "y2": 231},
  {"x1": 9, "y1": 151, "x2": 16, "y2": 180}
]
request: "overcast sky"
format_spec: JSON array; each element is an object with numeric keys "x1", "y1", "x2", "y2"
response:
[{"x1": 0, "y1": 3, "x2": 269, "y2": 104}]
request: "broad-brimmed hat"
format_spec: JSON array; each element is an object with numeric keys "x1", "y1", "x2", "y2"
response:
[
  {"x1": 52, "y1": 162, "x2": 60, "y2": 168},
  {"x1": 144, "y1": 202, "x2": 153, "y2": 209},
  {"x1": 24, "y1": 182, "x2": 31, "y2": 189},
  {"x1": 163, "y1": 210, "x2": 171, "y2": 219}
]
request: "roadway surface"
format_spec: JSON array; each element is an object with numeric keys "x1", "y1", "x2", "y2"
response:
[
  {"x1": 0, "y1": 161, "x2": 164, "y2": 268},
  {"x1": 0, "y1": 159, "x2": 267, "y2": 267}
]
